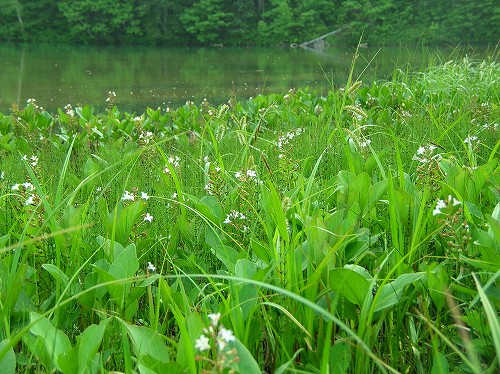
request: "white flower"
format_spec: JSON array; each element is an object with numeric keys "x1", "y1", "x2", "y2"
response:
[
  {"x1": 235, "y1": 171, "x2": 242, "y2": 179},
  {"x1": 218, "y1": 328, "x2": 235, "y2": 342},
  {"x1": 144, "y1": 213, "x2": 153, "y2": 222},
  {"x1": 223, "y1": 216, "x2": 231, "y2": 224},
  {"x1": 121, "y1": 190, "x2": 135, "y2": 201},
  {"x1": 140, "y1": 191, "x2": 150, "y2": 200},
  {"x1": 217, "y1": 328, "x2": 235, "y2": 349},
  {"x1": 246, "y1": 169, "x2": 257, "y2": 178},
  {"x1": 0, "y1": 171, "x2": 4, "y2": 179},
  {"x1": 30, "y1": 155, "x2": 39, "y2": 167},
  {"x1": 11, "y1": 184, "x2": 21, "y2": 191},
  {"x1": 22, "y1": 182, "x2": 34, "y2": 191},
  {"x1": 25, "y1": 194, "x2": 35, "y2": 206},
  {"x1": 433, "y1": 199, "x2": 446, "y2": 216},
  {"x1": 449, "y1": 195, "x2": 461, "y2": 206},
  {"x1": 360, "y1": 139, "x2": 371, "y2": 148},
  {"x1": 147, "y1": 261, "x2": 156, "y2": 272},
  {"x1": 195, "y1": 335, "x2": 210, "y2": 351},
  {"x1": 208, "y1": 313, "x2": 221, "y2": 326},
  {"x1": 21, "y1": 155, "x2": 28, "y2": 161},
  {"x1": 464, "y1": 135, "x2": 478, "y2": 144}
]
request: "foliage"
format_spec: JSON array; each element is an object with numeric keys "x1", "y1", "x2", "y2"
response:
[
  {"x1": 0, "y1": 0, "x2": 498, "y2": 45},
  {"x1": 0, "y1": 57, "x2": 499, "y2": 373}
]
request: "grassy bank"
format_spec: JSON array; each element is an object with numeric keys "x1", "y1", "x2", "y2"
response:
[{"x1": 0, "y1": 56, "x2": 499, "y2": 373}]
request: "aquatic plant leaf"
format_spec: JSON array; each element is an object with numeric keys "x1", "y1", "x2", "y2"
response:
[
  {"x1": 27, "y1": 312, "x2": 71, "y2": 372},
  {"x1": 374, "y1": 273, "x2": 425, "y2": 313},
  {"x1": 231, "y1": 338, "x2": 260, "y2": 374},
  {"x1": 122, "y1": 322, "x2": 170, "y2": 370},
  {"x1": 330, "y1": 267, "x2": 371, "y2": 306},
  {"x1": 0, "y1": 339, "x2": 16, "y2": 374},
  {"x1": 59, "y1": 317, "x2": 111, "y2": 374},
  {"x1": 329, "y1": 341, "x2": 351, "y2": 374}
]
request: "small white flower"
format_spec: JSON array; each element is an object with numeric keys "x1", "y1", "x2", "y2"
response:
[
  {"x1": 22, "y1": 182, "x2": 34, "y2": 191},
  {"x1": 11, "y1": 183, "x2": 21, "y2": 191},
  {"x1": 21, "y1": 155, "x2": 28, "y2": 161},
  {"x1": 235, "y1": 171, "x2": 242, "y2": 179},
  {"x1": 464, "y1": 136, "x2": 479, "y2": 144},
  {"x1": 217, "y1": 328, "x2": 235, "y2": 349},
  {"x1": 144, "y1": 213, "x2": 153, "y2": 222},
  {"x1": 223, "y1": 216, "x2": 231, "y2": 224},
  {"x1": 195, "y1": 335, "x2": 211, "y2": 351},
  {"x1": 30, "y1": 155, "x2": 39, "y2": 167},
  {"x1": 25, "y1": 194, "x2": 35, "y2": 206},
  {"x1": 208, "y1": 313, "x2": 221, "y2": 326},
  {"x1": 147, "y1": 261, "x2": 156, "y2": 272},
  {"x1": 246, "y1": 169, "x2": 257, "y2": 178},
  {"x1": 0, "y1": 171, "x2": 4, "y2": 179},
  {"x1": 360, "y1": 139, "x2": 371, "y2": 148},
  {"x1": 433, "y1": 199, "x2": 446, "y2": 216},
  {"x1": 140, "y1": 191, "x2": 150, "y2": 200},
  {"x1": 121, "y1": 190, "x2": 135, "y2": 201}
]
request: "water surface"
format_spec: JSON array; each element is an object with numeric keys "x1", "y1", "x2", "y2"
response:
[{"x1": 0, "y1": 44, "x2": 489, "y2": 113}]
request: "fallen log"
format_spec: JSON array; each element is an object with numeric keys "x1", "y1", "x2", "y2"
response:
[{"x1": 300, "y1": 27, "x2": 344, "y2": 48}]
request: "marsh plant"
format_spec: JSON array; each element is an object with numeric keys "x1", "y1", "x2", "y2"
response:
[{"x1": 0, "y1": 57, "x2": 499, "y2": 373}]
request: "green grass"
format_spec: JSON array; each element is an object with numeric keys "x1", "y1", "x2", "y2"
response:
[{"x1": 0, "y1": 56, "x2": 499, "y2": 373}]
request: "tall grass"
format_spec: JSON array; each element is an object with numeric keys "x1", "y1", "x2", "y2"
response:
[{"x1": 0, "y1": 56, "x2": 499, "y2": 373}]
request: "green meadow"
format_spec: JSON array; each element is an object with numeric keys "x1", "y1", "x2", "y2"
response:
[{"x1": 0, "y1": 55, "x2": 499, "y2": 373}]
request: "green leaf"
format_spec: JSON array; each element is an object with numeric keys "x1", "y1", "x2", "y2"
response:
[
  {"x1": 28, "y1": 312, "x2": 72, "y2": 372},
  {"x1": 213, "y1": 245, "x2": 241, "y2": 273},
  {"x1": 431, "y1": 351, "x2": 449, "y2": 374},
  {"x1": 330, "y1": 267, "x2": 371, "y2": 306},
  {"x1": 113, "y1": 201, "x2": 145, "y2": 245},
  {"x1": 329, "y1": 340, "x2": 351, "y2": 373},
  {"x1": 122, "y1": 322, "x2": 171, "y2": 371},
  {"x1": 374, "y1": 272, "x2": 425, "y2": 313},
  {"x1": 59, "y1": 318, "x2": 111, "y2": 374},
  {"x1": 0, "y1": 339, "x2": 16, "y2": 374},
  {"x1": 109, "y1": 243, "x2": 139, "y2": 280},
  {"x1": 473, "y1": 274, "x2": 500, "y2": 362},
  {"x1": 231, "y1": 338, "x2": 260, "y2": 374}
]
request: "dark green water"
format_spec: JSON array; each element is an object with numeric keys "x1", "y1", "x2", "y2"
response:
[{"x1": 0, "y1": 44, "x2": 490, "y2": 113}]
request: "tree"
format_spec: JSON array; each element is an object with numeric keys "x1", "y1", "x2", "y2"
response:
[
  {"x1": 57, "y1": 0, "x2": 138, "y2": 44},
  {"x1": 0, "y1": 0, "x2": 25, "y2": 40},
  {"x1": 180, "y1": 0, "x2": 236, "y2": 44},
  {"x1": 257, "y1": 0, "x2": 294, "y2": 45}
]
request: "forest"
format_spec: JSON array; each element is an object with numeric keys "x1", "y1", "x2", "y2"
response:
[{"x1": 0, "y1": 0, "x2": 498, "y2": 46}]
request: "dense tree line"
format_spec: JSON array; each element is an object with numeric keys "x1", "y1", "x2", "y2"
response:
[{"x1": 0, "y1": 0, "x2": 498, "y2": 46}]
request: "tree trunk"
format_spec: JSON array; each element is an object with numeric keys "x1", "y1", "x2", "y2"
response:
[{"x1": 300, "y1": 27, "x2": 344, "y2": 48}]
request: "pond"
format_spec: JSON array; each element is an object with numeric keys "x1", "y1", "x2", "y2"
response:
[{"x1": 0, "y1": 44, "x2": 491, "y2": 113}]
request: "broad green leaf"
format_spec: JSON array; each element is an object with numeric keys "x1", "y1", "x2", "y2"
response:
[
  {"x1": 109, "y1": 243, "x2": 139, "y2": 280},
  {"x1": 213, "y1": 245, "x2": 241, "y2": 273},
  {"x1": 329, "y1": 341, "x2": 351, "y2": 374},
  {"x1": 42, "y1": 263, "x2": 70, "y2": 285},
  {"x1": 374, "y1": 272, "x2": 425, "y2": 313},
  {"x1": 114, "y1": 201, "x2": 145, "y2": 245},
  {"x1": 122, "y1": 322, "x2": 170, "y2": 371},
  {"x1": 235, "y1": 259, "x2": 257, "y2": 279},
  {"x1": 431, "y1": 351, "x2": 449, "y2": 374},
  {"x1": 0, "y1": 339, "x2": 16, "y2": 374},
  {"x1": 59, "y1": 318, "x2": 111, "y2": 374},
  {"x1": 231, "y1": 338, "x2": 260, "y2": 374},
  {"x1": 330, "y1": 267, "x2": 371, "y2": 306},
  {"x1": 28, "y1": 312, "x2": 72, "y2": 372}
]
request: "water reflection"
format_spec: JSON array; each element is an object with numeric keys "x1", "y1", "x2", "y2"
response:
[{"x1": 0, "y1": 44, "x2": 486, "y2": 113}]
